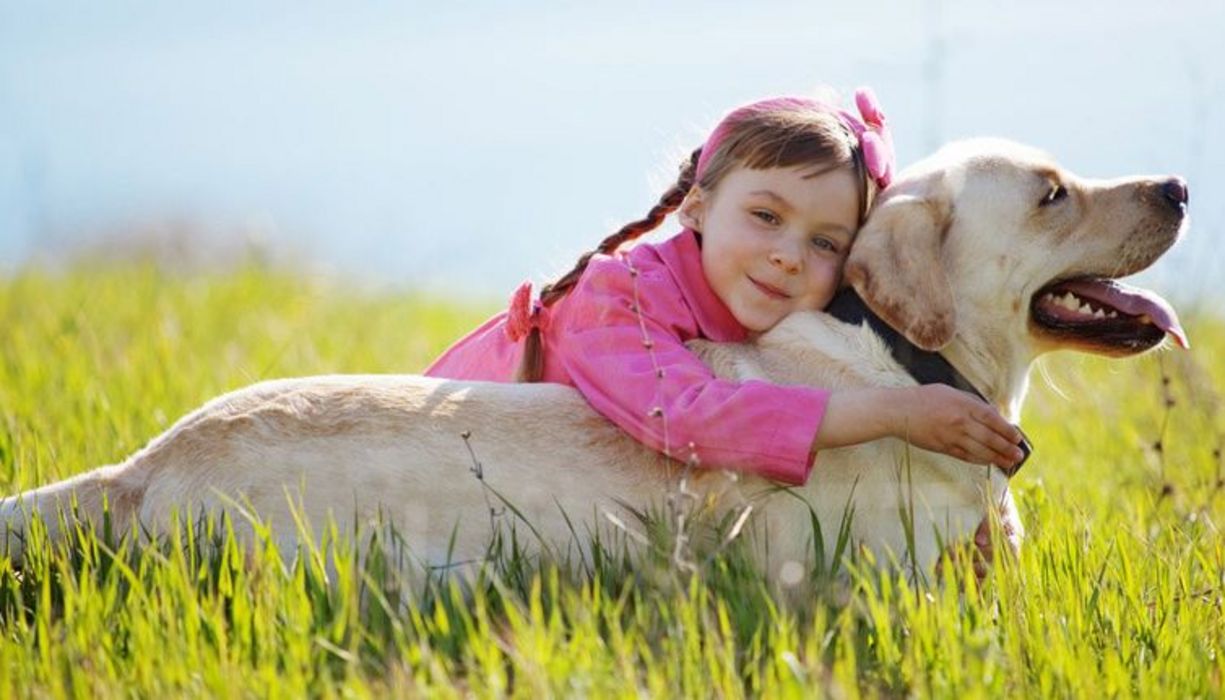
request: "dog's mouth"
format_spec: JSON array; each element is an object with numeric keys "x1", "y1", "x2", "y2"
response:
[{"x1": 1030, "y1": 277, "x2": 1188, "y2": 353}]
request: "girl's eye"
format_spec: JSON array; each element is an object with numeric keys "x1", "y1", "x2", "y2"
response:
[
  {"x1": 752, "y1": 210, "x2": 780, "y2": 225},
  {"x1": 1040, "y1": 183, "x2": 1068, "y2": 207},
  {"x1": 810, "y1": 236, "x2": 837, "y2": 253}
]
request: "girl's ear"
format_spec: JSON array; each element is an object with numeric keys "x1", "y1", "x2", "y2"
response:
[{"x1": 677, "y1": 187, "x2": 706, "y2": 231}]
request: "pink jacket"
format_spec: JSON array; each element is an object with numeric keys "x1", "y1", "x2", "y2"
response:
[{"x1": 425, "y1": 229, "x2": 830, "y2": 485}]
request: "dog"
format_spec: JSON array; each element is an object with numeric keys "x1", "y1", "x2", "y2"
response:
[{"x1": 0, "y1": 138, "x2": 1188, "y2": 581}]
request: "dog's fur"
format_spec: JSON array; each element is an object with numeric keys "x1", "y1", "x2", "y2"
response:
[{"x1": 0, "y1": 139, "x2": 1187, "y2": 579}]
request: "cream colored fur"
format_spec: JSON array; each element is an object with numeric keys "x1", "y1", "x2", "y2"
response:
[{"x1": 0, "y1": 139, "x2": 1186, "y2": 580}]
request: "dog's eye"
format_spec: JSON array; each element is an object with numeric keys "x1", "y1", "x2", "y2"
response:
[{"x1": 1040, "y1": 183, "x2": 1068, "y2": 207}]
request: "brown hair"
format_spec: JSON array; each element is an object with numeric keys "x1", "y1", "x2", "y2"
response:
[{"x1": 516, "y1": 105, "x2": 875, "y2": 382}]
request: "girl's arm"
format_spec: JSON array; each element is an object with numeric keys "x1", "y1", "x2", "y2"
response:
[
  {"x1": 555, "y1": 256, "x2": 1022, "y2": 484},
  {"x1": 556, "y1": 257, "x2": 830, "y2": 485},
  {"x1": 812, "y1": 385, "x2": 1025, "y2": 468}
]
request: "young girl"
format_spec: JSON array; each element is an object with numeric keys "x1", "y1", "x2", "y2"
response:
[{"x1": 426, "y1": 89, "x2": 1025, "y2": 486}]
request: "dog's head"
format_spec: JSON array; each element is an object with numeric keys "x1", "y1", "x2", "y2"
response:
[{"x1": 845, "y1": 138, "x2": 1188, "y2": 361}]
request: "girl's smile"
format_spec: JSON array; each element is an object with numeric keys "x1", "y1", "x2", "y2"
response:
[{"x1": 748, "y1": 275, "x2": 791, "y2": 300}]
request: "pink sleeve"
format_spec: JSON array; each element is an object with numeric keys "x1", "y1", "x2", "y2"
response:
[{"x1": 553, "y1": 259, "x2": 830, "y2": 485}]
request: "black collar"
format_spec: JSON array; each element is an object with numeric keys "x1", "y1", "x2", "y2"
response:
[{"x1": 825, "y1": 288, "x2": 1031, "y2": 477}]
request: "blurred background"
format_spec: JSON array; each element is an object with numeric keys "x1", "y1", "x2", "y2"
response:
[{"x1": 1, "y1": 0, "x2": 1221, "y2": 307}]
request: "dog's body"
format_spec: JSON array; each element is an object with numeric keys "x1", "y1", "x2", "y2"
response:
[{"x1": 1, "y1": 139, "x2": 1188, "y2": 579}]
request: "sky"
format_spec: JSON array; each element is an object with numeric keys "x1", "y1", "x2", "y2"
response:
[{"x1": 1, "y1": 0, "x2": 1221, "y2": 307}]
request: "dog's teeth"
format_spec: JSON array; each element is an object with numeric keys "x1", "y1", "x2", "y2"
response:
[
  {"x1": 1107, "y1": 311, "x2": 1118, "y2": 319},
  {"x1": 1093, "y1": 309, "x2": 1106, "y2": 319}
]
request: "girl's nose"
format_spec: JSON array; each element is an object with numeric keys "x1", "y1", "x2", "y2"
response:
[{"x1": 769, "y1": 246, "x2": 802, "y2": 274}]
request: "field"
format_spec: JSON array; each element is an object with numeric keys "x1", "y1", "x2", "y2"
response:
[{"x1": 1, "y1": 261, "x2": 1223, "y2": 698}]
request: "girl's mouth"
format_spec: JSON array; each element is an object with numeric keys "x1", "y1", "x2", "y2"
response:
[{"x1": 749, "y1": 276, "x2": 791, "y2": 300}]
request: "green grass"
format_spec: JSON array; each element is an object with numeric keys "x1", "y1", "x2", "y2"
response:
[{"x1": 1, "y1": 260, "x2": 1223, "y2": 698}]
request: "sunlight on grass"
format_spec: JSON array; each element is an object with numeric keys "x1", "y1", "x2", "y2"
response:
[{"x1": 1, "y1": 261, "x2": 1222, "y2": 696}]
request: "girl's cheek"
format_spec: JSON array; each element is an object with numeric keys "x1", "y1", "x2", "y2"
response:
[{"x1": 806, "y1": 262, "x2": 841, "y2": 293}]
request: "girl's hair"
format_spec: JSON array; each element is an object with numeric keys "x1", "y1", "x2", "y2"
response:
[{"x1": 516, "y1": 103, "x2": 875, "y2": 382}]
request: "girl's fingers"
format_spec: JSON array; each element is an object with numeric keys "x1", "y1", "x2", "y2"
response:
[
  {"x1": 974, "y1": 406, "x2": 1024, "y2": 445},
  {"x1": 955, "y1": 433, "x2": 999, "y2": 466},
  {"x1": 954, "y1": 432, "x2": 1004, "y2": 466},
  {"x1": 965, "y1": 421, "x2": 1025, "y2": 467}
]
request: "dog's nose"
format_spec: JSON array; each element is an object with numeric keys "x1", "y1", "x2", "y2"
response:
[{"x1": 1161, "y1": 177, "x2": 1188, "y2": 208}]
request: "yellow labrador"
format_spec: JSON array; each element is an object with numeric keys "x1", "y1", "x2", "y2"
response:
[{"x1": 1, "y1": 139, "x2": 1188, "y2": 579}]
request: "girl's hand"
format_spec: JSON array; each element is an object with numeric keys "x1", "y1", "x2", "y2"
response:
[
  {"x1": 811, "y1": 386, "x2": 1024, "y2": 470},
  {"x1": 892, "y1": 384, "x2": 1025, "y2": 468}
]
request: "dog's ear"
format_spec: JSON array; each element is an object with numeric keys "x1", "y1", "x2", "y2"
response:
[{"x1": 845, "y1": 189, "x2": 955, "y2": 351}]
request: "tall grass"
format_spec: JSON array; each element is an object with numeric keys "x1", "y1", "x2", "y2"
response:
[{"x1": 1, "y1": 261, "x2": 1222, "y2": 697}]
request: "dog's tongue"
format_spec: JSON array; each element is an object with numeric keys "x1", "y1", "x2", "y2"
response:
[{"x1": 1061, "y1": 279, "x2": 1189, "y2": 349}]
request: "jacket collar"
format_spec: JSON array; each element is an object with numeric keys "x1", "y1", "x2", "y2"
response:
[{"x1": 654, "y1": 229, "x2": 748, "y2": 343}]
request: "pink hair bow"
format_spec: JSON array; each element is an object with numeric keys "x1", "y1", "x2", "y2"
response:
[
  {"x1": 695, "y1": 87, "x2": 897, "y2": 190},
  {"x1": 850, "y1": 87, "x2": 894, "y2": 189},
  {"x1": 505, "y1": 280, "x2": 550, "y2": 341}
]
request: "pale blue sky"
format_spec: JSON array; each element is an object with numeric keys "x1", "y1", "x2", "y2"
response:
[{"x1": 1, "y1": 1, "x2": 1221, "y2": 305}]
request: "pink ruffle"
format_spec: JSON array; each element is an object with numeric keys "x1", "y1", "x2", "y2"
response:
[{"x1": 505, "y1": 280, "x2": 550, "y2": 341}]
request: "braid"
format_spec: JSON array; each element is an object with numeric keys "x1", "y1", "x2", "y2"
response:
[
  {"x1": 515, "y1": 147, "x2": 701, "y2": 382},
  {"x1": 539, "y1": 147, "x2": 701, "y2": 305}
]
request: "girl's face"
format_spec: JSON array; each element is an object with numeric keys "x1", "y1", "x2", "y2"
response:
[{"x1": 680, "y1": 164, "x2": 860, "y2": 332}]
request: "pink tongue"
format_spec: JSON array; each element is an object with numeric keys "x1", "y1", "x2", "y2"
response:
[{"x1": 1061, "y1": 279, "x2": 1189, "y2": 349}]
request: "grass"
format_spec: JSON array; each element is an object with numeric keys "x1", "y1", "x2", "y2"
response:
[{"x1": 1, "y1": 260, "x2": 1223, "y2": 697}]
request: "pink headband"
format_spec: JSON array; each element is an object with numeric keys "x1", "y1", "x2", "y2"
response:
[{"x1": 694, "y1": 87, "x2": 895, "y2": 189}]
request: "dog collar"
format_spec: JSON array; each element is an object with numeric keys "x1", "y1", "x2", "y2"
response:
[{"x1": 825, "y1": 288, "x2": 1032, "y2": 477}]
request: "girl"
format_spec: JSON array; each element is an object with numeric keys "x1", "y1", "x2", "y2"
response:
[{"x1": 426, "y1": 89, "x2": 1025, "y2": 486}]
